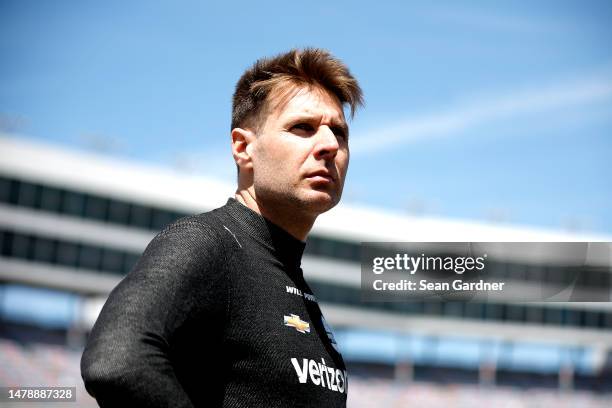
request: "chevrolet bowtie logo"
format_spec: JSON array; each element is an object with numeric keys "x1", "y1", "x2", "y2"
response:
[{"x1": 284, "y1": 314, "x2": 310, "y2": 334}]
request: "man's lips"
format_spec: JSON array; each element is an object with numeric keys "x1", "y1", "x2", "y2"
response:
[{"x1": 305, "y1": 170, "x2": 334, "y2": 183}]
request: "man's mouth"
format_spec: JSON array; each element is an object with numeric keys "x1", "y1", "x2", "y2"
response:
[{"x1": 306, "y1": 170, "x2": 334, "y2": 183}]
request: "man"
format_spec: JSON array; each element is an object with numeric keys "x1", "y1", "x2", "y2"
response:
[{"x1": 81, "y1": 48, "x2": 363, "y2": 407}]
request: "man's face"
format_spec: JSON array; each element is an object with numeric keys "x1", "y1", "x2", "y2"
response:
[{"x1": 250, "y1": 85, "x2": 349, "y2": 216}]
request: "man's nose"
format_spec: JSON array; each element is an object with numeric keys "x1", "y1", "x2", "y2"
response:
[{"x1": 313, "y1": 126, "x2": 339, "y2": 161}]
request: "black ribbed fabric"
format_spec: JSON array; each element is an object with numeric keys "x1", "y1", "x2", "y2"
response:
[{"x1": 81, "y1": 198, "x2": 347, "y2": 407}]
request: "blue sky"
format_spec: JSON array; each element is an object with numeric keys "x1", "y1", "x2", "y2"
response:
[{"x1": 1, "y1": 0, "x2": 611, "y2": 233}]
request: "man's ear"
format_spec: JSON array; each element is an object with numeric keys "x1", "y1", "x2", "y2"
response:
[{"x1": 231, "y1": 127, "x2": 256, "y2": 172}]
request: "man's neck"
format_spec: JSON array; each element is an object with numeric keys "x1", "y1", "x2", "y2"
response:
[{"x1": 234, "y1": 190, "x2": 314, "y2": 242}]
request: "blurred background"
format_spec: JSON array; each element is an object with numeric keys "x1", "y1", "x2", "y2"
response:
[{"x1": 1, "y1": 0, "x2": 611, "y2": 406}]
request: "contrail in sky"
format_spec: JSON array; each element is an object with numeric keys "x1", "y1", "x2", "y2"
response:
[{"x1": 350, "y1": 75, "x2": 612, "y2": 156}]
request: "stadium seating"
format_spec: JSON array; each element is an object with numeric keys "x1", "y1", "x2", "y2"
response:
[{"x1": 1, "y1": 337, "x2": 611, "y2": 407}]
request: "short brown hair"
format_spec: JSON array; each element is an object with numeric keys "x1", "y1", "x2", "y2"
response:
[{"x1": 231, "y1": 48, "x2": 363, "y2": 131}]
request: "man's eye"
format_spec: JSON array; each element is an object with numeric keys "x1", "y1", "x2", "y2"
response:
[
  {"x1": 331, "y1": 126, "x2": 347, "y2": 139},
  {"x1": 291, "y1": 123, "x2": 315, "y2": 132}
]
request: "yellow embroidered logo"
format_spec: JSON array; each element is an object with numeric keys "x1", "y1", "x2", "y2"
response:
[{"x1": 284, "y1": 314, "x2": 310, "y2": 334}]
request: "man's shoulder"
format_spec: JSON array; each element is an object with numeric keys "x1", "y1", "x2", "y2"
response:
[
  {"x1": 132, "y1": 209, "x2": 232, "y2": 276},
  {"x1": 156, "y1": 209, "x2": 224, "y2": 244},
  {"x1": 142, "y1": 201, "x2": 243, "y2": 261}
]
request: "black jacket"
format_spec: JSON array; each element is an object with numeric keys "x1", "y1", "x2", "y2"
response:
[{"x1": 81, "y1": 198, "x2": 347, "y2": 407}]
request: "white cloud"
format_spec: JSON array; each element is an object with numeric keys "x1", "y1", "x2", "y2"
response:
[{"x1": 350, "y1": 75, "x2": 612, "y2": 156}]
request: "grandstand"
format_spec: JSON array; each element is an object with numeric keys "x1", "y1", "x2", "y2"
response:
[{"x1": 1, "y1": 134, "x2": 611, "y2": 407}]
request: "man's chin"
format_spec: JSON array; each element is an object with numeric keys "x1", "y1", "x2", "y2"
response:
[{"x1": 300, "y1": 190, "x2": 340, "y2": 214}]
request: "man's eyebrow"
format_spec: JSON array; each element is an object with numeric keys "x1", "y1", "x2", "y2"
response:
[
  {"x1": 285, "y1": 114, "x2": 348, "y2": 131},
  {"x1": 284, "y1": 114, "x2": 319, "y2": 123},
  {"x1": 332, "y1": 122, "x2": 349, "y2": 135}
]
